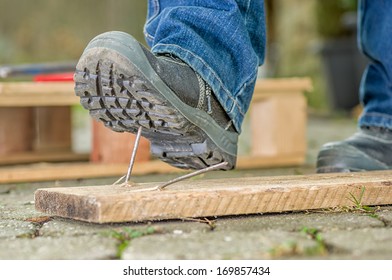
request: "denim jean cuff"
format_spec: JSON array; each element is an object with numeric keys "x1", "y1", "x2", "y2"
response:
[{"x1": 359, "y1": 112, "x2": 392, "y2": 130}]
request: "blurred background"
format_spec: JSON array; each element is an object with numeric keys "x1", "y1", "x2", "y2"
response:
[
  {"x1": 0, "y1": 0, "x2": 366, "y2": 112},
  {"x1": 0, "y1": 0, "x2": 146, "y2": 63},
  {"x1": 0, "y1": 0, "x2": 366, "y2": 162}
]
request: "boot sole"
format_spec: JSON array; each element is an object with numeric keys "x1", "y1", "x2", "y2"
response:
[{"x1": 74, "y1": 31, "x2": 237, "y2": 170}]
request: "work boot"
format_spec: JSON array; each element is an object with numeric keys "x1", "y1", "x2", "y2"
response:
[
  {"x1": 74, "y1": 31, "x2": 238, "y2": 170},
  {"x1": 316, "y1": 126, "x2": 392, "y2": 173}
]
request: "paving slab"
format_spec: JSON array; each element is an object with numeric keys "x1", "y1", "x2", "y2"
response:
[
  {"x1": 0, "y1": 220, "x2": 37, "y2": 239},
  {"x1": 214, "y1": 211, "x2": 385, "y2": 232},
  {"x1": 0, "y1": 203, "x2": 45, "y2": 220},
  {"x1": 0, "y1": 235, "x2": 118, "y2": 260},
  {"x1": 377, "y1": 206, "x2": 392, "y2": 225},
  {"x1": 39, "y1": 218, "x2": 123, "y2": 237},
  {"x1": 323, "y1": 228, "x2": 392, "y2": 259},
  {"x1": 39, "y1": 218, "x2": 208, "y2": 238},
  {"x1": 122, "y1": 230, "x2": 318, "y2": 260}
]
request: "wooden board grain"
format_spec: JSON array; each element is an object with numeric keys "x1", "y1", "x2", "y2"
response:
[{"x1": 35, "y1": 170, "x2": 392, "y2": 223}]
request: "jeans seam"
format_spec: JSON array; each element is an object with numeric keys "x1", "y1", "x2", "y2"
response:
[
  {"x1": 144, "y1": 0, "x2": 161, "y2": 43},
  {"x1": 243, "y1": 0, "x2": 252, "y2": 26},
  {"x1": 146, "y1": 0, "x2": 160, "y2": 24},
  {"x1": 358, "y1": 0, "x2": 369, "y2": 57},
  {"x1": 143, "y1": 30, "x2": 155, "y2": 43},
  {"x1": 152, "y1": 42, "x2": 248, "y2": 117}
]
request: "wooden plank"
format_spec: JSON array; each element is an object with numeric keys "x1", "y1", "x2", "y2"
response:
[
  {"x1": 0, "y1": 79, "x2": 312, "y2": 107},
  {"x1": 253, "y1": 77, "x2": 313, "y2": 96},
  {"x1": 90, "y1": 120, "x2": 150, "y2": 164},
  {"x1": 249, "y1": 78, "x2": 309, "y2": 161},
  {"x1": 0, "y1": 161, "x2": 179, "y2": 184},
  {"x1": 0, "y1": 107, "x2": 34, "y2": 155},
  {"x1": 0, "y1": 151, "x2": 89, "y2": 165},
  {"x1": 250, "y1": 93, "x2": 307, "y2": 158},
  {"x1": 0, "y1": 155, "x2": 304, "y2": 184},
  {"x1": 35, "y1": 170, "x2": 392, "y2": 223},
  {"x1": 0, "y1": 82, "x2": 74, "y2": 94},
  {"x1": 33, "y1": 107, "x2": 72, "y2": 151},
  {"x1": 0, "y1": 82, "x2": 78, "y2": 106},
  {"x1": 237, "y1": 154, "x2": 305, "y2": 168}
]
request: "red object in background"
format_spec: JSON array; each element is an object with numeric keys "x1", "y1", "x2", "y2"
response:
[{"x1": 33, "y1": 72, "x2": 74, "y2": 82}]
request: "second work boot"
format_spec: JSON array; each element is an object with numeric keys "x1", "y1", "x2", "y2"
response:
[
  {"x1": 316, "y1": 126, "x2": 392, "y2": 173},
  {"x1": 74, "y1": 31, "x2": 238, "y2": 170}
]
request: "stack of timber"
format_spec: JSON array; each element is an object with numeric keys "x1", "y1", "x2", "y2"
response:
[{"x1": 0, "y1": 78, "x2": 312, "y2": 183}]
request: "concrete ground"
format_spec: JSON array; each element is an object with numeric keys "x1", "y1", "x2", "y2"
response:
[{"x1": 1, "y1": 114, "x2": 392, "y2": 260}]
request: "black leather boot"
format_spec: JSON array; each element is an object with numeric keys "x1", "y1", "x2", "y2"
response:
[{"x1": 74, "y1": 31, "x2": 238, "y2": 170}]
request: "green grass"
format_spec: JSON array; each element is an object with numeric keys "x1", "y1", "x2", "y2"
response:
[
  {"x1": 348, "y1": 186, "x2": 379, "y2": 219},
  {"x1": 105, "y1": 227, "x2": 156, "y2": 259},
  {"x1": 301, "y1": 227, "x2": 328, "y2": 256},
  {"x1": 268, "y1": 227, "x2": 329, "y2": 258}
]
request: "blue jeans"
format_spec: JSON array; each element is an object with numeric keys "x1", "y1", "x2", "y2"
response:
[
  {"x1": 144, "y1": 0, "x2": 266, "y2": 132},
  {"x1": 358, "y1": 0, "x2": 392, "y2": 130},
  {"x1": 144, "y1": 0, "x2": 392, "y2": 132}
]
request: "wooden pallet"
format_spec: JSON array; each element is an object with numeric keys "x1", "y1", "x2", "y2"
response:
[
  {"x1": 249, "y1": 78, "x2": 311, "y2": 160},
  {"x1": 0, "y1": 77, "x2": 311, "y2": 174},
  {"x1": 0, "y1": 77, "x2": 311, "y2": 183},
  {"x1": 35, "y1": 170, "x2": 392, "y2": 223},
  {"x1": 0, "y1": 154, "x2": 304, "y2": 184},
  {"x1": 0, "y1": 82, "x2": 78, "y2": 165}
]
